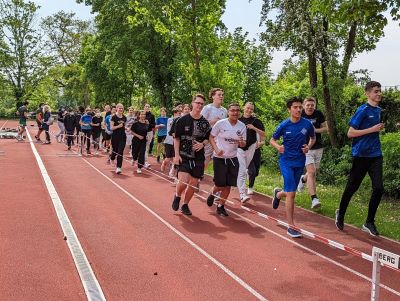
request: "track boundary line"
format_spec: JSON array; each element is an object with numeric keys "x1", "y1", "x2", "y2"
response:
[
  {"x1": 26, "y1": 129, "x2": 107, "y2": 301},
  {"x1": 79, "y1": 156, "x2": 268, "y2": 301}
]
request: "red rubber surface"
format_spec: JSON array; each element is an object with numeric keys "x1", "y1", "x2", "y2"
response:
[{"x1": 0, "y1": 120, "x2": 399, "y2": 301}]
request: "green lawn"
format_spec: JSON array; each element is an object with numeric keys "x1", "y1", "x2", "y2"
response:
[{"x1": 206, "y1": 164, "x2": 400, "y2": 242}]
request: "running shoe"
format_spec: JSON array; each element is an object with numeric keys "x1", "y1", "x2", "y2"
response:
[
  {"x1": 206, "y1": 194, "x2": 215, "y2": 207},
  {"x1": 272, "y1": 188, "x2": 282, "y2": 209},
  {"x1": 287, "y1": 227, "x2": 302, "y2": 238},
  {"x1": 311, "y1": 198, "x2": 321, "y2": 209},
  {"x1": 335, "y1": 209, "x2": 344, "y2": 231},
  {"x1": 247, "y1": 187, "x2": 254, "y2": 195},
  {"x1": 67, "y1": 146, "x2": 71, "y2": 150},
  {"x1": 172, "y1": 195, "x2": 181, "y2": 211},
  {"x1": 216, "y1": 205, "x2": 229, "y2": 217},
  {"x1": 86, "y1": 150, "x2": 91, "y2": 155},
  {"x1": 137, "y1": 168, "x2": 142, "y2": 174},
  {"x1": 240, "y1": 194, "x2": 250, "y2": 204},
  {"x1": 144, "y1": 162, "x2": 151, "y2": 168},
  {"x1": 362, "y1": 222, "x2": 380, "y2": 236},
  {"x1": 181, "y1": 204, "x2": 192, "y2": 216},
  {"x1": 297, "y1": 175, "x2": 305, "y2": 192},
  {"x1": 116, "y1": 167, "x2": 122, "y2": 174}
]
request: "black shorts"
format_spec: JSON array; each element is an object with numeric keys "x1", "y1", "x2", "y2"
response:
[
  {"x1": 178, "y1": 158, "x2": 205, "y2": 179},
  {"x1": 164, "y1": 144, "x2": 174, "y2": 158},
  {"x1": 102, "y1": 131, "x2": 111, "y2": 141},
  {"x1": 213, "y1": 157, "x2": 239, "y2": 187},
  {"x1": 157, "y1": 135, "x2": 166, "y2": 143}
]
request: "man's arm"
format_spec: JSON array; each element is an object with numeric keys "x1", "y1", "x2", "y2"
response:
[
  {"x1": 347, "y1": 124, "x2": 384, "y2": 138},
  {"x1": 315, "y1": 121, "x2": 328, "y2": 134}
]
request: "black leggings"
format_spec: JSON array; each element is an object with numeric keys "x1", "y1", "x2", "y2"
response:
[
  {"x1": 110, "y1": 136, "x2": 126, "y2": 168},
  {"x1": 339, "y1": 156, "x2": 384, "y2": 223},
  {"x1": 248, "y1": 149, "x2": 261, "y2": 188},
  {"x1": 132, "y1": 139, "x2": 146, "y2": 168},
  {"x1": 82, "y1": 129, "x2": 91, "y2": 150}
]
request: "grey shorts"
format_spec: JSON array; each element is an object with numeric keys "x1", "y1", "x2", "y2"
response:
[{"x1": 305, "y1": 148, "x2": 324, "y2": 167}]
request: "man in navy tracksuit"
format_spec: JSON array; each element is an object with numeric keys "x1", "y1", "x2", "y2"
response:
[
  {"x1": 336, "y1": 81, "x2": 385, "y2": 236},
  {"x1": 64, "y1": 108, "x2": 77, "y2": 150}
]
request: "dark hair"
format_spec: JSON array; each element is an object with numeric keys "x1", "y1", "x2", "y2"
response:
[
  {"x1": 208, "y1": 88, "x2": 224, "y2": 100},
  {"x1": 78, "y1": 106, "x2": 85, "y2": 113},
  {"x1": 365, "y1": 81, "x2": 381, "y2": 92},
  {"x1": 192, "y1": 93, "x2": 206, "y2": 102},
  {"x1": 286, "y1": 97, "x2": 303, "y2": 108},
  {"x1": 228, "y1": 103, "x2": 240, "y2": 110}
]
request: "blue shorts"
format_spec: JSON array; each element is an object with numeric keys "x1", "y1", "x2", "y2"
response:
[{"x1": 279, "y1": 162, "x2": 304, "y2": 193}]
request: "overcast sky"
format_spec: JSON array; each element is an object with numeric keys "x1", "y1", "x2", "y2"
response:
[{"x1": 33, "y1": 0, "x2": 400, "y2": 87}]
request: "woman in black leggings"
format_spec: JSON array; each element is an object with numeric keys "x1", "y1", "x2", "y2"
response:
[
  {"x1": 110, "y1": 103, "x2": 127, "y2": 174},
  {"x1": 131, "y1": 110, "x2": 149, "y2": 174}
]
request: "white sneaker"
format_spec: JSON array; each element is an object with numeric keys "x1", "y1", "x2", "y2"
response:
[
  {"x1": 137, "y1": 168, "x2": 142, "y2": 174},
  {"x1": 145, "y1": 162, "x2": 151, "y2": 168},
  {"x1": 247, "y1": 187, "x2": 254, "y2": 195},
  {"x1": 116, "y1": 167, "x2": 122, "y2": 174},
  {"x1": 240, "y1": 194, "x2": 250, "y2": 203},
  {"x1": 311, "y1": 198, "x2": 321, "y2": 209},
  {"x1": 297, "y1": 175, "x2": 305, "y2": 192}
]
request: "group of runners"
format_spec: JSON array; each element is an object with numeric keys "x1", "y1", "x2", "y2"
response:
[{"x1": 15, "y1": 81, "x2": 385, "y2": 239}]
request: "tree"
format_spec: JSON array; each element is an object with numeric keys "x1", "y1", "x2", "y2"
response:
[
  {"x1": 0, "y1": 0, "x2": 51, "y2": 104},
  {"x1": 260, "y1": 0, "x2": 400, "y2": 147}
]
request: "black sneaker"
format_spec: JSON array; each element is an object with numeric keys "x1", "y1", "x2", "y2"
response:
[
  {"x1": 181, "y1": 204, "x2": 192, "y2": 216},
  {"x1": 335, "y1": 209, "x2": 344, "y2": 231},
  {"x1": 67, "y1": 146, "x2": 71, "y2": 150},
  {"x1": 207, "y1": 194, "x2": 215, "y2": 207},
  {"x1": 172, "y1": 196, "x2": 181, "y2": 211},
  {"x1": 216, "y1": 205, "x2": 229, "y2": 216},
  {"x1": 272, "y1": 188, "x2": 282, "y2": 209},
  {"x1": 362, "y1": 222, "x2": 380, "y2": 236}
]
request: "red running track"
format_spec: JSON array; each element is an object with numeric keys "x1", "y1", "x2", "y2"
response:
[{"x1": 0, "y1": 120, "x2": 399, "y2": 301}]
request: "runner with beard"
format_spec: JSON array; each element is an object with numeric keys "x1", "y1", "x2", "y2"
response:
[{"x1": 171, "y1": 94, "x2": 211, "y2": 216}]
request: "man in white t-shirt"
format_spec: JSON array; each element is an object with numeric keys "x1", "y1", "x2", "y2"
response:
[
  {"x1": 201, "y1": 88, "x2": 228, "y2": 168},
  {"x1": 206, "y1": 103, "x2": 247, "y2": 216}
]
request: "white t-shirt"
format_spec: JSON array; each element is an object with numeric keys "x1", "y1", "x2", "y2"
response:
[
  {"x1": 211, "y1": 119, "x2": 247, "y2": 158},
  {"x1": 201, "y1": 104, "x2": 227, "y2": 125},
  {"x1": 164, "y1": 117, "x2": 174, "y2": 145}
]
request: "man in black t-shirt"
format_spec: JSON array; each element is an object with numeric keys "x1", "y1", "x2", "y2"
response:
[
  {"x1": 171, "y1": 94, "x2": 211, "y2": 216},
  {"x1": 297, "y1": 97, "x2": 328, "y2": 209},
  {"x1": 237, "y1": 102, "x2": 265, "y2": 203},
  {"x1": 16, "y1": 101, "x2": 29, "y2": 141}
]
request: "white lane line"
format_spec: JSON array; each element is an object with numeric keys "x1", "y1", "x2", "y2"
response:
[
  {"x1": 144, "y1": 168, "x2": 400, "y2": 298},
  {"x1": 0, "y1": 120, "x2": 8, "y2": 128},
  {"x1": 80, "y1": 157, "x2": 268, "y2": 301},
  {"x1": 26, "y1": 129, "x2": 107, "y2": 301}
]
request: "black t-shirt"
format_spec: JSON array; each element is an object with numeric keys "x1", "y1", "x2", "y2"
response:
[
  {"x1": 174, "y1": 114, "x2": 211, "y2": 161},
  {"x1": 131, "y1": 121, "x2": 149, "y2": 141},
  {"x1": 145, "y1": 112, "x2": 156, "y2": 132},
  {"x1": 239, "y1": 116, "x2": 265, "y2": 150},
  {"x1": 301, "y1": 109, "x2": 325, "y2": 149},
  {"x1": 111, "y1": 114, "x2": 127, "y2": 139},
  {"x1": 18, "y1": 105, "x2": 28, "y2": 121},
  {"x1": 91, "y1": 116, "x2": 103, "y2": 133},
  {"x1": 169, "y1": 116, "x2": 180, "y2": 136}
]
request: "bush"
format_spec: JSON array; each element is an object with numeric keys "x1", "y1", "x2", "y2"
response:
[
  {"x1": 318, "y1": 145, "x2": 352, "y2": 186},
  {"x1": 381, "y1": 132, "x2": 400, "y2": 197}
]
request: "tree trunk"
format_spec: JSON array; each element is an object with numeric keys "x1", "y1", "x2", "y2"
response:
[
  {"x1": 191, "y1": 0, "x2": 204, "y2": 93},
  {"x1": 320, "y1": 18, "x2": 339, "y2": 148},
  {"x1": 307, "y1": 51, "x2": 318, "y2": 96},
  {"x1": 341, "y1": 21, "x2": 357, "y2": 80}
]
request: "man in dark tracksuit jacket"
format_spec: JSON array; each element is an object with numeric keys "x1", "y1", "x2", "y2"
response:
[{"x1": 64, "y1": 108, "x2": 77, "y2": 150}]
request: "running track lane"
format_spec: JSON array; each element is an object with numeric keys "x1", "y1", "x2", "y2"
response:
[
  {"x1": 27, "y1": 124, "x2": 400, "y2": 300},
  {"x1": 0, "y1": 121, "x2": 86, "y2": 301}
]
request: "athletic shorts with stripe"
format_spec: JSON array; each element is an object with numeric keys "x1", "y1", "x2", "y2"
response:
[{"x1": 178, "y1": 158, "x2": 205, "y2": 179}]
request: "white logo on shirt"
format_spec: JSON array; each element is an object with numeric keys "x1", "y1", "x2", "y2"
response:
[{"x1": 301, "y1": 128, "x2": 307, "y2": 135}]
